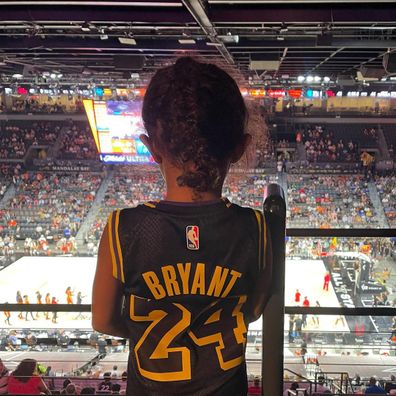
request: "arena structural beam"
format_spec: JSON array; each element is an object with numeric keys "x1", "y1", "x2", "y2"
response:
[{"x1": 262, "y1": 183, "x2": 286, "y2": 396}]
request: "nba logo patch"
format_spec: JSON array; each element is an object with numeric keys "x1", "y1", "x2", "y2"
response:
[{"x1": 186, "y1": 225, "x2": 199, "y2": 250}]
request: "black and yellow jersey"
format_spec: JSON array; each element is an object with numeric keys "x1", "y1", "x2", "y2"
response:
[{"x1": 107, "y1": 198, "x2": 268, "y2": 396}]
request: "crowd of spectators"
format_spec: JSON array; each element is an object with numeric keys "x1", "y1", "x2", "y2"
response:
[
  {"x1": 287, "y1": 175, "x2": 379, "y2": 228},
  {"x1": 59, "y1": 124, "x2": 98, "y2": 161},
  {"x1": 300, "y1": 125, "x2": 359, "y2": 162},
  {"x1": 0, "y1": 127, "x2": 26, "y2": 159},
  {"x1": 10, "y1": 98, "x2": 66, "y2": 114},
  {"x1": 222, "y1": 173, "x2": 277, "y2": 209},
  {"x1": 0, "y1": 172, "x2": 101, "y2": 254},
  {"x1": 1, "y1": 357, "x2": 395, "y2": 395},
  {"x1": 256, "y1": 138, "x2": 275, "y2": 167},
  {"x1": 84, "y1": 169, "x2": 164, "y2": 246},
  {"x1": 375, "y1": 174, "x2": 396, "y2": 228},
  {"x1": 8, "y1": 97, "x2": 84, "y2": 114},
  {"x1": 0, "y1": 165, "x2": 393, "y2": 256},
  {"x1": 0, "y1": 164, "x2": 21, "y2": 200},
  {"x1": 0, "y1": 122, "x2": 61, "y2": 160},
  {"x1": 0, "y1": 357, "x2": 130, "y2": 395}
]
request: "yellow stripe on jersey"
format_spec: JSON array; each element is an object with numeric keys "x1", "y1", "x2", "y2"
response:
[
  {"x1": 253, "y1": 210, "x2": 262, "y2": 270},
  {"x1": 107, "y1": 211, "x2": 118, "y2": 280},
  {"x1": 221, "y1": 197, "x2": 232, "y2": 208},
  {"x1": 263, "y1": 214, "x2": 268, "y2": 266},
  {"x1": 114, "y1": 210, "x2": 125, "y2": 283},
  {"x1": 143, "y1": 202, "x2": 157, "y2": 208}
]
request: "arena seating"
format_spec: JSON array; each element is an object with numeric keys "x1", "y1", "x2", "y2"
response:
[
  {"x1": 58, "y1": 123, "x2": 99, "y2": 160},
  {"x1": 0, "y1": 121, "x2": 61, "y2": 159},
  {"x1": 223, "y1": 173, "x2": 279, "y2": 209},
  {"x1": 85, "y1": 169, "x2": 164, "y2": 244},
  {"x1": 287, "y1": 174, "x2": 379, "y2": 228},
  {"x1": 382, "y1": 125, "x2": 396, "y2": 159},
  {"x1": 299, "y1": 125, "x2": 360, "y2": 162},
  {"x1": 8, "y1": 97, "x2": 83, "y2": 114},
  {"x1": 375, "y1": 175, "x2": 396, "y2": 227},
  {"x1": 0, "y1": 164, "x2": 17, "y2": 200},
  {"x1": 0, "y1": 172, "x2": 101, "y2": 251}
]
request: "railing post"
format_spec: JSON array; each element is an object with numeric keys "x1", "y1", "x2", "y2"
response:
[{"x1": 262, "y1": 183, "x2": 286, "y2": 396}]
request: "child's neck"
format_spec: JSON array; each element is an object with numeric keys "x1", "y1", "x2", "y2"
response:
[
  {"x1": 161, "y1": 162, "x2": 224, "y2": 203},
  {"x1": 165, "y1": 186, "x2": 221, "y2": 203}
]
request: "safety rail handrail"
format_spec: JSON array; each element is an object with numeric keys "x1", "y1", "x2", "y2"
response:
[
  {"x1": 286, "y1": 228, "x2": 396, "y2": 237},
  {"x1": 284, "y1": 368, "x2": 314, "y2": 395},
  {"x1": 315, "y1": 371, "x2": 352, "y2": 394},
  {"x1": 1, "y1": 304, "x2": 395, "y2": 316}
]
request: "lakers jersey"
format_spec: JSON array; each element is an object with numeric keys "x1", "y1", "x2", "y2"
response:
[{"x1": 107, "y1": 198, "x2": 267, "y2": 396}]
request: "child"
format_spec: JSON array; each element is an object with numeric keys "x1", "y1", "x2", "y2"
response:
[{"x1": 92, "y1": 57, "x2": 272, "y2": 396}]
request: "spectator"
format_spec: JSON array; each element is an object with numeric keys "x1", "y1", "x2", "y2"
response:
[
  {"x1": 365, "y1": 377, "x2": 386, "y2": 394},
  {"x1": 111, "y1": 383, "x2": 121, "y2": 394},
  {"x1": 385, "y1": 375, "x2": 396, "y2": 393},
  {"x1": 98, "y1": 372, "x2": 113, "y2": 394},
  {"x1": 283, "y1": 381, "x2": 300, "y2": 396},
  {"x1": 111, "y1": 365, "x2": 118, "y2": 379},
  {"x1": 7, "y1": 358, "x2": 50, "y2": 395},
  {"x1": 248, "y1": 377, "x2": 261, "y2": 395},
  {"x1": 81, "y1": 387, "x2": 95, "y2": 394},
  {"x1": 65, "y1": 383, "x2": 77, "y2": 395}
]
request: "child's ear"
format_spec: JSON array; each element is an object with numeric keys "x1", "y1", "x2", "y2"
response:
[
  {"x1": 140, "y1": 134, "x2": 163, "y2": 164},
  {"x1": 231, "y1": 134, "x2": 252, "y2": 164}
]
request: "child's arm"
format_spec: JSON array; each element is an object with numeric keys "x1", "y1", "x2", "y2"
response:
[{"x1": 92, "y1": 225, "x2": 129, "y2": 339}]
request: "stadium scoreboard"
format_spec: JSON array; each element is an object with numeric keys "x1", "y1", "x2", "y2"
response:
[{"x1": 83, "y1": 99, "x2": 154, "y2": 164}]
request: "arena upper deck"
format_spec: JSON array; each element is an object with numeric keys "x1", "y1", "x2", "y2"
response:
[{"x1": 0, "y1": 0, "x2": 396, "y2": 91}]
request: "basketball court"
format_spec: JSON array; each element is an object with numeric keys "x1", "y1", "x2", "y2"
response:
[
  {"x1": 0, "y1": 256, "x2": 95, "y2": 329},
  {"x1": 250, "y1": 258, "x2": 350, "y2": 333},
  {"x1": 1, "y1": 256, "x2": 349, "y2": 333}
]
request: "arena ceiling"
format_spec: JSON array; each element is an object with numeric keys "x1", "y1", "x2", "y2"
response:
[{"x1": 0, "y1": 1, "x2": 396, "y2": 88}]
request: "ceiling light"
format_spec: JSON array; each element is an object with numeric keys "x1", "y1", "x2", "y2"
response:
[
  {"x1": 314, "y1": 76, "x2": 321, "y2": 82},
  {"x1": 280, "y1": 24, "x2": 288, "y2": 34},
  {"x1": 130, "y1": 73, "x2": 140, "y2": 79},
  {"x1": 100, "y1": 35, "x2": 109, "y2": 40},
  {"x1": 50, "y1": 73, "x2": 57, "y2": 79},
  {"x1": 206, "y1": 42, "x2": 223, "y2": 47},
  {"x1": 178, "y1": 39, "x2": 196, "y2": 44},
  {"x1": 12, "y1": 73, "x2": 23, "y2": 79},
  {"x1": 81, "y1": 22, "x2": 91, "y2": 32},
  {"x1": 218, "y1": 34, "x2": 239, "y2": 44},
  {"x1": 306, "y1": 75, "x2": 314, "y2": 83},
  {"x1": 276, "y1": 36, "x2": 285, "y2": 41},
  {"x1": 297, "y1": 76, "x2": 305, "y2": 83},
  {"x1": 118, "y1": 37, "x2": 136, "y2": 45},
  {"x1": 381, "y1": 77, "x2": 387, "y2": 81},
  {"x1": 323, "y1": 76, "x2": 330, "y2": 83}
]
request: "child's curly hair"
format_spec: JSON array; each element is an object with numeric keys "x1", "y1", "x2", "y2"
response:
[{"x1": 142, "y1": 57, "x2": 247, "y2": 193}]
